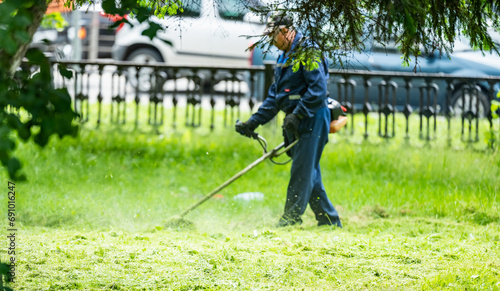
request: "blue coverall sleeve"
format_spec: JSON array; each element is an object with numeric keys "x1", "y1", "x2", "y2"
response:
[
  {"x1": 292, "y1": 58, "x2": 329, "y2": 119},
  {"x1": 247, "y1": 83, "x2": 280, "y2": 126}
]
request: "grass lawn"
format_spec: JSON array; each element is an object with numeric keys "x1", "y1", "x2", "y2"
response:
[
  {"x1": 1, "y1": 107, "x2": 499, "y2": 290},
  {"x1": 15, "y1": 220, "x2": 500, "y2": 290}
]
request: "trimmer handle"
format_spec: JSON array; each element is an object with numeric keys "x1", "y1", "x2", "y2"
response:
[{"x1": 235, "y1": 119, "x2": 259, "y2": 139}]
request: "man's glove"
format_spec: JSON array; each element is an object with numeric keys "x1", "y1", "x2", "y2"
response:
[
  {"x1": 235, "y1": 119, "x2": 258, "y2": 138},
  {"x1": 282, "y1": 114, "x2": 301, "y2": 136}
]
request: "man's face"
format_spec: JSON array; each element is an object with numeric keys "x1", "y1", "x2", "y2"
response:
[{"x1": 268, "y1": 28, "x2": 289, "y2": 51}]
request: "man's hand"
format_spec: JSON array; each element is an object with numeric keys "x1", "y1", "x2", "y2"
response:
[
  {"x1": 282, "y1": 114, "x2": 301, "y2": 136},
  {"x1": 235, "y1": 120, "x2": 258, "y2": 138}
]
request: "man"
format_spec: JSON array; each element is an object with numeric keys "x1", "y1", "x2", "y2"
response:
[{"x1": 235, "y1": 12, "x2": 342, "y2": 228}]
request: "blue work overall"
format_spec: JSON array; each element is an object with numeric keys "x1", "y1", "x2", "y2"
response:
[{"x1": 247, "y1": 32, "x2": 342, "y2": 227}]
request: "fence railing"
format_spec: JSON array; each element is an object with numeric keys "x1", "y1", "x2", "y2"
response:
[
  {"x1": 48, "y1": 59, "x2": 500, "y2": 147},
  {"x1": 51, "y1": 60, "x2": 267, "y2": 130},
  {"x1": 328, "y1": 70, "x2": 500, "y2": 145}
]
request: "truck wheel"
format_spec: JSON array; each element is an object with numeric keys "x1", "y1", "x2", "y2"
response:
[{"x1": 125, "y1": 48, "x2": 171, "y2": 93}]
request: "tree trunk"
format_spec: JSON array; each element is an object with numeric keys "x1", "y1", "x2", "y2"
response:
[{"x1": 8, "y1": 1, "x2": 49, "y2": 76}]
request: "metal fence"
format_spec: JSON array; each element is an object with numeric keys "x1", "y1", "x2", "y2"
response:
[
  {"x1": 52, "y1": 60, "x2": 267, "y2": 130},
  {"x1": 50, "y1": 59, "x2": 500, "y2": 147},
  {"x1": 328, "y1": 70, "x2": 500, "y2": 145}
]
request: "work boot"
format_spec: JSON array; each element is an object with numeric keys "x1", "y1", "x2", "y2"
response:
[
  {"x1": 276, "y1": 216, "x2": 302, "y2": 227},
  {"x1": 317, "y1": 216, "x2": 342, "y2": 228}
]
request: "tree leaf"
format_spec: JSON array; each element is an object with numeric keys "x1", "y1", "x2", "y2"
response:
[
  {"x1": 57, "y1": 64, "x2": 73, "y2": 79},
  {"x1": 0, "y1": 36, "x2": 18, "y2": 55},
  {"x1": 135, "y1": 6, "x2": 153, "y2": 23},
  {"x1": 109, "y1": 18, "x2": 131, "y2": 29},
  {"x1": 102, "y1": 0, "x2": 119, "y2": 15},
  {"x1": 141, "y1": 22, "x2": 163, "y2": 40},
  {"x1": 25, "y1": 48, "x2": 46, "y2": 63}
]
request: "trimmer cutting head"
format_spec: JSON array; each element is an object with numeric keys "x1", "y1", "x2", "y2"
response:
[
  {"x1": 164, "y1": 216, "x2": 196, "y2": 230},
  {"x1": 164, "y1": 134, "x2": 297, "y2": 230}
]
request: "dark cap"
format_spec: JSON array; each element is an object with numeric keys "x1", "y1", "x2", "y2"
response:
[{"x1": 262, "y1": 12, "x2": 293, "y2": 35}]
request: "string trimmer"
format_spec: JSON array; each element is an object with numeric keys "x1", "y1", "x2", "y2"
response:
[{"x1": 165, "y1": 128, "x2": 298, "y2": 229}]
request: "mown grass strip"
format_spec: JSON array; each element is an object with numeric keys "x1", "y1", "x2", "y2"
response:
[{"x1": 11, "y1": 219, "x2": 500, "y2": 290}]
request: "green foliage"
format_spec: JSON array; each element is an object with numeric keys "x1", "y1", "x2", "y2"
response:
[
  {"x1": 0, "y1": 53, "x2": 79, "y2": 180},
  {"x1": 102, "y1": 0, "x2": 182, "y2": 43},
  {"x1": 141, "y1": 21, "x2": 164, "y2": 40},
  {"x1": 80, "y1": 0, "x2": 182, "y2": 20},
  {"x1": 40, "y1": 12, "x2": 68, "y2": 31},
  {"x1": 289, "y1": 48, "x2": 322, "y2": 72},
  {"x1": 0, "y1": 0, "x2": 79, "y2": 181},
  {"x1": 254, "y1": 0, "x2": 500, "y2": 70},
  {"x1": 138, "y1": 0, "x2": 184, "y2": 18}
]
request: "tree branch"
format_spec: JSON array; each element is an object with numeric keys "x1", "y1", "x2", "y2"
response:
[{"x1": 8, "y1": 1, "x2": 49, "y2": 76}]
